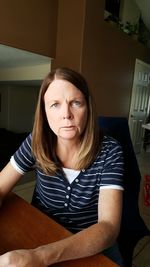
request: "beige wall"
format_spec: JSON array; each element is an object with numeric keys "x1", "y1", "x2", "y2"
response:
[
  {"x1": 52, "y1": 0, "x2": 150, "y2": 118},
  {"x1": 0, "y1": 0, "x2": 58, "y2": 57}
]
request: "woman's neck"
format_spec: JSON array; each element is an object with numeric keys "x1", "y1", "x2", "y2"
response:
[{"x1": 56, "y1": 140, "x2": 80, "y2": 169}]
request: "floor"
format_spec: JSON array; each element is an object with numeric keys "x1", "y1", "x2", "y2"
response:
[
  {"x1": 13, "y1": 151, "x2": 150, "y2": 267},
  {"x1": 13, "y1": 180, "x2": 35, "y2": 203}
]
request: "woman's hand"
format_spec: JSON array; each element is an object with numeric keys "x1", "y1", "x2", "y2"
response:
[{"x1": 0, "y1": 249, "x2": 46, "y2": 267}]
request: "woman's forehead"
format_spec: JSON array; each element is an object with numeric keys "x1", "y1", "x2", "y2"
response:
[{"x1": 44, "y1": 79, "x2": 85, "y2": 99}]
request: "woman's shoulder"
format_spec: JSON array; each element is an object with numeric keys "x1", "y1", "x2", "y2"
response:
[
  {"x1": 88, "y1": 135, "x2": 123, "y2": 171},
  {"x1": 25, "y1": 132, "x2": 32, "y2": 140},
  {"x1": 101, "y1": 135, "x2": 121, "y2": 148},
  {"x1": 19, "y1": 132, "x2": 32, "y2": 148},
  {"x1": 97, "y1": 135, "x2": 123, "y2": 157}
]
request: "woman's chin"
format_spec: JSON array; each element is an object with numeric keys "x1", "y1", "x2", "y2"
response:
[{"x1": 59, "y1": 133, "x2": 79, "y2": 141}]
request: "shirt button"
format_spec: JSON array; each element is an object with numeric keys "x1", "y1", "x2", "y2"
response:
[
  {"x1": 66, "y1": 195, "x2": 69, "y2": 199},
  {"x1": 64, "y1": 203, "x2": 68, "y2": 207},
  {"x1": 75, "y1": 178, "x2": 79, "y2": 183},
  {"x1": 67, "y1": 186, "x2": 71, "y2": 190}
]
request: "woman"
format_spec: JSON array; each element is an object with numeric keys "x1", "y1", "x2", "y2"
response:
[{"x1": 0, "y1": 67, "x2": 124, "y2": 266}]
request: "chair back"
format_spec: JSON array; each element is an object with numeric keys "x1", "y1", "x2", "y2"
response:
[{"x1": 98, "y1": 116, "x2": 150, "y2": 267}]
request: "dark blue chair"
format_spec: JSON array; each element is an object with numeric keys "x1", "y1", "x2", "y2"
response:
[{"x1": 98, "y1": 116, "x2": 150, "y2": 267}]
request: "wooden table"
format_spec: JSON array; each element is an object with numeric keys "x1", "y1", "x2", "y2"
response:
[{"x1": 0, "y1": 193, "x2": 118, "y2": 267}]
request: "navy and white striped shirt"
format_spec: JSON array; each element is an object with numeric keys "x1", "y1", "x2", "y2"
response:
[{"x1": 11, "y1": 134, "x2": 124, "y2": 233}]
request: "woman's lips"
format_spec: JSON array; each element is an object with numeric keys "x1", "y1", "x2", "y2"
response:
[
  {"x1": 62, "y1": 125, "x2": 74, "y2": 128},
  {"x1": 61, "y1": 126, "x2": 75, "y2": 129}
]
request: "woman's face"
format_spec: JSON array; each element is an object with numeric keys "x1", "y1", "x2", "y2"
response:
[{"x1": 44, "y1": 79, "x2": 88, "y2": 143}]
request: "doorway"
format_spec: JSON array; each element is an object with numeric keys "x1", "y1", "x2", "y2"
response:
[{"x1": 129, "y1": 59, "x2": 150, "y2": 154}]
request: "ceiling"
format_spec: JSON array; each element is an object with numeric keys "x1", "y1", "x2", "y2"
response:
[
  {"x1": 0, "y1": 45, "x2": 51, "y2": 85},
  {"x1": 0, "y1": 44, "x2": 51, "y2": 69}
]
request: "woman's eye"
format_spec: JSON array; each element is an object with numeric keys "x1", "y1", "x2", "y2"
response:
[
  {"x1": 72, "y1": 100, "x2": 82, "y2": 107},
  {"x1": 50, "y1": 103, "x2": 59, "y2": 108}
]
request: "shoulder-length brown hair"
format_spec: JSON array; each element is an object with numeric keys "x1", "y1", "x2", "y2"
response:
[{"x1": 32, "y1": 67, "x2": 101, "y2": 174}]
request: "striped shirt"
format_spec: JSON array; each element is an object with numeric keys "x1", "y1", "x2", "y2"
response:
[{"x1": 11, "y1": 134, "x2": 124, "y2": 233}]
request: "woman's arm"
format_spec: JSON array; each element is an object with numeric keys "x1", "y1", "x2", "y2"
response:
[
  {"x1": 36, "y1": 188, "x2": 123, "y2": 266},
  {"x1": 0, "y1": 162, "x2": 22, "y2": 203}
]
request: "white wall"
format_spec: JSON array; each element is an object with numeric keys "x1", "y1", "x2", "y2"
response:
[
  {"x1": 120, "y1": 0, "x2": 140, "y2": 24},
  {"x1": 0, "y1": 63, "x2": 50, "y2": 82}
]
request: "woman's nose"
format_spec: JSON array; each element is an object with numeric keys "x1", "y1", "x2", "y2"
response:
[{"x1": 62, "y1": 104, "x2": 72, "y2": 119}]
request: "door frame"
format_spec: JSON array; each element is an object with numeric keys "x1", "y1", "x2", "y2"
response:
[{"x1": 129, "y1": 58, "x2": 150, "y2": 153}]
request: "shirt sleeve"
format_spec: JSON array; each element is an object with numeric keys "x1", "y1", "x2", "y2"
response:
[
  {"x1": 10, "y1": 133, "x2": 35, "y2": 173},
  {"x1": 100, "y1": 138, "x2": 124, "y2": 189}
]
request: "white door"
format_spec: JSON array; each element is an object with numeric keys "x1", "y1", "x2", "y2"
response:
[{"x1": 129, "y1": 59, "x2": 150, "y2": 154}]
